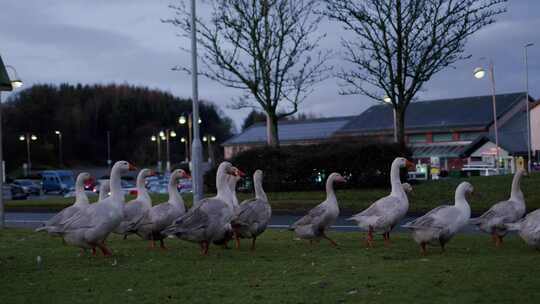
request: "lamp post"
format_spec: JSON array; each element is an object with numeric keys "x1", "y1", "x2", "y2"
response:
[
  {"x1": 19, "y1": 133, "x2": 37, "y2": 176},
  {"x1": 178, "y1": 113, "x2": 202, "y2": 162},
  {"x1": 202, "y1": 135, "x2": 216, "y2": 164},
  {"x1": 474, "y1": 60, "x2": 500, "y2": 174},
  {"x1": 54, "y1": 130, "x2": 63, "y2": 167},
  {"x1": 383, "y1": 96, "x2": 398, "y2": 143},
  {"x1": 524, "y1": 43, "x2": 534, "y2": 172},
  {"x1": 0, "y1": 60, "x2": 23, "y2": 229},
  {"x1": 106, "y1": 131, "x2": 111, "y2": 168},
  {"x1": 161, "y1": 129, "x2": 177, "y2": 173},
  {"x1": 151, "y1": 135, "x2": 162, "y2": 173},
  {"x1": 190, "y1": 0, "x2": 204, "y2": 202},
  {"x1": 181, "y1": 137, "x2": 188, "y2": 162}
]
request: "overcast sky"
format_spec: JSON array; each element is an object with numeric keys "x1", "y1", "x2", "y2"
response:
[{"x1": 1, "y1": 0, "x2": 539, "y2": 132}]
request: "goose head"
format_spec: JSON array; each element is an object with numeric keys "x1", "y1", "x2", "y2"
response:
[
  {"x1": 402, "y1": 182, "x2": 413, "y2": 193},
  {"x1": 112, "y1": 160, "x2": 137, "y2": 173},
  {"x1": 393, "y1": 157, "x2": 414, "y2": 170},
  {"x1": 253, "y1": 169, "x2": 263, "y2": 182},
  {"x1": 138, "y1": 168, "x2": 155, "y2": 179},
  {"x1": 171, "y1": 169, "x2": 188, "y2": 181},
  {"x1": 329, "y1": 172, "x2": 347, "y2": 184},
  {"x1": 76, "y1": 172, "x2": 91, "y2": 185},
  {"x1": 456, "y1": 181, "x2": 474, "y2": 202}
]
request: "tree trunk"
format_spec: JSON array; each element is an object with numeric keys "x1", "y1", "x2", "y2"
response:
[
  {"x1": 395, "y1": 107, "x2": 407, "y2": 152},
  {"x1": 266, "y1": 113, "x2": 279, "y2": 147}
]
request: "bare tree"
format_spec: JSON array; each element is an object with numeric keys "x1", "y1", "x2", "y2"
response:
[
  {"x1": 323, "y1": 0, "x2": 506, "y2": 148},
  {"x1": 166, "y1": 0, "x2": 330, "y2": 147}
]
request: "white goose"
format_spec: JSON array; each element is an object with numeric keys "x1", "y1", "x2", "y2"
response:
[
  {"x1": 35, "y1": 172, "x2": 92, "y2": 235},
  {"x1": 45, "y1": 161, "x2": 136, "y2": 256},
  {"x1": 164, "y1": 162, "x2": 241, "y2": 255},
  {"x1": 231, "y1": 169, "x2": 272, "y2": 250},
  {"x1": 347, "y1": 157, "x2": 410, "y2": 246},
  {"x1": 114, "y1": 168, "x2": 154, "y2": 237},
  {"x1": 403, "y1": 182, "x2": 474, "y2": 255},
  {"x1": 132, "y1": 169, "x2": 188, "y2": 249},
  {"x1": 505, "y1": 209, "x2": 540, "y2": 249},
  {"x1": 228, "y1": 174, "x2": 242, "y2": 214},
  {"x1": 98, "y1": 179, "x2": 110, "y2": 201},
  {"x1": 470, "y1": 169, "x2": 526, "y2": 246},
  {"x1": 289, "y1": 172, "x2": 346, "y2": 246}
]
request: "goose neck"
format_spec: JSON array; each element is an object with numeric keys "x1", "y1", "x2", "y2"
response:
[
  {"x1": 325, "y1": 176, "x2": 336, "y2": 202},
  {"x1": 74, "y1": 178, "x2": 89, "y2": 205},
  {"x1": 510, "y1": 172, "x2": 524, "y2": 201},
  {"x1": 109, "y1": 168, "x2": 124, "y2": 201},
  {"x1": 390, "y1": 162, "x2": 405, "y2": 197},
  {"x1": 254, "y1": 175, "x2": 268, "y2": 202},
  {"x1": 136, "y1": 175, "x2": 151, "y2": 204},
  {"x1": 168, "y1": 177, "x2": 184, "y2": 207}
]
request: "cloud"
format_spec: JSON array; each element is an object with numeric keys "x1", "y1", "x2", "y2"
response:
[{"x1": 1, "y1": 0, "x2": 538, "y2": 130}]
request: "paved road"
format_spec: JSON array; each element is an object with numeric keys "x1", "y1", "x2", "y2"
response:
[{"x1": 5, "y1": 212, "x2": 481, "y2": 233}]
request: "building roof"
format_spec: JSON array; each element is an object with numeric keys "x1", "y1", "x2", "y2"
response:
[
  {"x1": 337, "y1": 92, "x2": 527, "y2": 135},
  {"x1": 223, "y1": 116, "x2": 355, "y2": 146},
  {"x1": 0, "y1": 56, "x2": 14, "y2": 91},
  {"x1": 411, "y1": 143, "x2": 470, "y2": 158},
  {"x1": 461, "y1": 109, "x2": 529, "y2": 156}
]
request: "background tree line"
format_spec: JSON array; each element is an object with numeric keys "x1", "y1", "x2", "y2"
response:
[{"x1": 2, "y1": 83, "x2": 234, "y2": 174}]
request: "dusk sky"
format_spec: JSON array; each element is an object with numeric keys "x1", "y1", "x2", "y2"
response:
[{"x1": 1, "y1": 0, "x2": 539, "y2": 132}]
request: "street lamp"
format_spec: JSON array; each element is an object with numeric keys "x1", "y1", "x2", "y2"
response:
[
  {"x1": 202, "y1": 135, "x2": 217, "y2": 164},
  {"x1": 19, "y1": 133, "x2": 37, "y2": 176},
  {"x1": 524, "y1": 43, "x2": 535, "y2": 172},
  {"x1": 474, "y1": 60, "x2": 500, "y2": 174},
  {"x1": 189, "y1": 0, "x2": 204, "y2": 202},
  {"x1": 180, "y1": 137, "x2": 188, "y2": 162},
  {"x1": 0, "y1": 60, "x2": 23, "y2": 228},
  {"x1": 54, "y1": 130, "x2": 63, "y2": 167},
  {"x1": 150, "y1": 135, "x2": 162, "y2": 172},
  {"x1": 178, "y1": 113, "x2": 202, "y2": 162},
  {"x1": 162, "y1": 129, "x2": 176, "y2": 173},
  {"x1": 383, "y1": 96, "x2": 398, "y2": 143}
]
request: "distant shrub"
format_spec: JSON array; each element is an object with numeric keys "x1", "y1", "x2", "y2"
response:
[{"x1": 204, "y1": 142, "x2": 410, "y2": 192}]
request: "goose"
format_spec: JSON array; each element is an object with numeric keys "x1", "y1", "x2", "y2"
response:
[
  {"x1": 231, "y1": 169, "x2": 272, "y2": 250},
  {"x1": 347, "y1": 157, "x2": 411, "y2": 247},
  {"x1": 470, "y1": 169, "x2": 527, "y2": 246},
  {"x1": 35, "y1": 172, "x2": 92, "y2": 236},
  {"x1": 43, "y1": 161, "x2": 136, "y2": 256},
  {"x1": 131, "y1": 169, "x2": 188, "y2": 249},
  {"x1": 402, "y1": 182, "x2": 474, "y2": 255},
  {"x1": 289, "y1": 172, "x2": 346, "y2": 246},
  {"x1": 114, "y1": 168, "x2": 154, "y2": 237},
  {"x1": 228, "y1": 174, "x2": 242, "y2": 214},
  {"x1": 505, "y1": 209, "x2": 540, "y2": 249},
  {"x1": 163, "y1": 162, "x2": 242, "y2": 255},
  {"x1": 98, "y1": 179, "x2": 110, "y2": 201}
]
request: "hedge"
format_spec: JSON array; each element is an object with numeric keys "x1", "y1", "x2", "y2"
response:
[{"x1": 204, "y1": 142, "x2": 410, "y2": 192}]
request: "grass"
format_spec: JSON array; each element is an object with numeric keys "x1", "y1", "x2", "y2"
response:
[
  {"x1": 6, "y1": 173, "x2": 540, "y2": 215},
  {"x1": 1, "y1": 229, "x2": 540, "y2": 303}
]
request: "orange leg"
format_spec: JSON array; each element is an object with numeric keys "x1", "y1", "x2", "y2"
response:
[
  {"x1": 200, "y1": 241, "x2": 209, "y2": 255},
  {"x1": 97, "y1": 242, "x2": 112, "y2": 257},
  {"x1": 159, "y1": 239, "x2": 168, "y2": 250},
  {"x1": 420, "y1": 242, "x2": 427, "y2": 255},
  {"x1": 322, "y1": 232, "x2": 338, "y2": 247},
  {"x1": 234, "y1": 232, "x2": 241, "y2": 249},
  {"x1": 383, "y1": 232, "x2": 391, "y2": 247},
  {"x1": 365, "y1": 227, "x2": 374, "y2": 248}
]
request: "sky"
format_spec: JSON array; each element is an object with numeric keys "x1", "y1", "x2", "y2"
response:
[{"x1": 1, "y1": 0, "x2": 539, "y2": 132}]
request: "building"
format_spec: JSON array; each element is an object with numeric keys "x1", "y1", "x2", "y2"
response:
[{"x1": 223, "y1": 92, "x2": 537, "y2": 173}]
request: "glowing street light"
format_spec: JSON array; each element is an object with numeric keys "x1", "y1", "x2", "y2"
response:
[
  {"x1": 54, "y1": 130, "x2": 63, "y2": 167},
  {"x1": 474, "y1": 60, "x2": 500, "y2": 174},
  {"x1": 19, "y1": 133, "x2": 38, "y2": 176},
  {"x1": 383, "y1": 96, "x2": 397, "y2": 143}
]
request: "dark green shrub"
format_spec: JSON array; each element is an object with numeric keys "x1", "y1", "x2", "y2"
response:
[{"x1": 204, "y1": 142, "x2": 410, "y2": 192}]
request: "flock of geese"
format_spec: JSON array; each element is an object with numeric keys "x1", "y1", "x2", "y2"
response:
[{"x1": 35, "y1": 158, "x2": 540, "y2": 256}]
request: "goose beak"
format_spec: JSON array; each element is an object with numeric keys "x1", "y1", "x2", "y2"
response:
[
  {"x1": 128, "y1": 163, "x2": 138, "y2": 171},
  {"x1": 336, "y1": 176, "x2": 347, "y2": 183},
  {"x1": 149, "y1": 170, "x2": 156, "y2": 176},
  {"x1": 235, "y1": 169, "x2": 246, "y2": 177},
  {"x1": 405, "y1": 160, "x2": 415, "y2": 171}
]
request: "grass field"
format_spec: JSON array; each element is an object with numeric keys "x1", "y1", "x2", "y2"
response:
[
  {"x1": 5, "y1": 173, "x2": 540, "y2": 214},
  {"x1": 1, "y1": 229, "x2": 539, "y2": 303}
]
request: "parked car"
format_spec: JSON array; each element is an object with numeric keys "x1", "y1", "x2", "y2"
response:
[
  {"x1": 12, "y1": 179, "x2": 41, "y2": 196},
  {"x1": 41, "y1": 170, "x2": 75, "y2": 194},
  {"x1": 2, "y1": 184, "x2": 28, "y2": 200}
]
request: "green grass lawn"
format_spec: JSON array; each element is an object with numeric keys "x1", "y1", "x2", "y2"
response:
[
  {"x1": 5, "y1": 173, "x2": 540, "y2": 215},
  {"x1": 1, "y1": 229, "x2": 539, "y2": 303}
]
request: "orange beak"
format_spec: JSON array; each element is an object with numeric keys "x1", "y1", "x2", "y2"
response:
[
  {"x1": 128, "y1": 163, "x2": 137, "y2": 171},
  {"x1": 336, "y1": 176, "x2": 347, "y2": 183},
  {"x1": 236, "y1": 169, "x2": 246, "y2": 177},
  {"x1": 405, "y1": 160, "x2": 415, "y2": 171},
  {"x1": 149, "y1": 170, "x2": 156, "y2": 176}
]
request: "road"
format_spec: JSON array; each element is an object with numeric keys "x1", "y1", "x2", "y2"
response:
[{"x1": 5, "y1": 212, "x2": 481, "y2": 233}]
